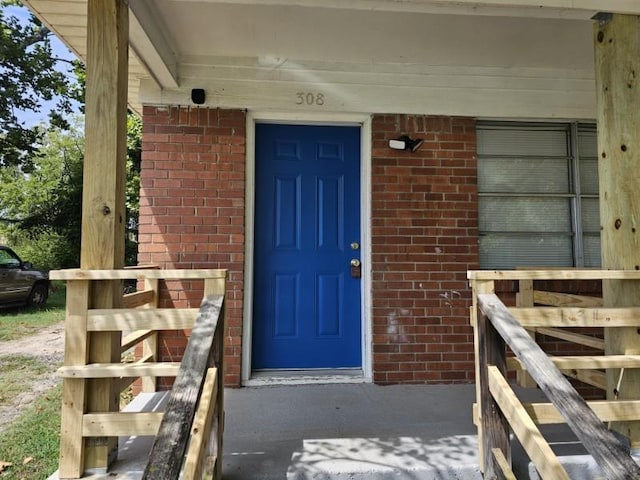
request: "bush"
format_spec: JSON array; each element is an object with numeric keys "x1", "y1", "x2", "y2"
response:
[{"x1": 10, "y1": 229, "x2": 79, "y2": 270}]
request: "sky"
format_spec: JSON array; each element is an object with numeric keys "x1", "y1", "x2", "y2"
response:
[{"x1": 5, "y1": 4, "x2": 80, "y2": 126}]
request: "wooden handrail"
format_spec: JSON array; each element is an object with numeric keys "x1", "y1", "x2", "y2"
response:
[
  {"x1": 142, "y1": 294, "x2": 225, "y2": 480},
  {"x1": 469, "y1": 269, "x2": 640, "y2": 280},
  {"x1": 51, "y1": 268, "x2": 226, "y2": 280},
  {"x1": 478, "y1": 293, "x2": 640, "y2": 480}
]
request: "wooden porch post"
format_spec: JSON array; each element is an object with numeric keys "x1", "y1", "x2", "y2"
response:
[
  {"x1": 594, "y1": 13, "x2": 640, "y2": 446},
  {"x1": 81, "y1": 0, "x2": 128, "y2": 470}
]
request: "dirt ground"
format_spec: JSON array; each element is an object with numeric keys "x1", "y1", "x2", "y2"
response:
[{"x1": 0, "y1": 323, "x2": 64, "y2": 431}]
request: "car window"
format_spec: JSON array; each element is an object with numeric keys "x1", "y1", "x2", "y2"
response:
[{"x1": 0, "y1": 250, "x2": 21, "y2": 269}]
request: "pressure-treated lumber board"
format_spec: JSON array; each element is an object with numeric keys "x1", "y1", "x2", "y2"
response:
[
  {"x1": 87, "y1": 308, "x2": 199, "y2": 331},
  {"x1": 479, "y1": 293, "x2": 640, "y2": 479},
  {"x1": 516, "y1": 279, "x2": 537, "y2": 387},
  {"x1": 79, "y1": 0, "x2": 130, "y2": 469},
  {"x1": 476, "y1": 282, "x2": 509, "y2": 478},
  {"x1": 121, "y1": 330, "x2": 154, "y2": 353},
  {"x1": 545, "y1": 355, "x2": 640, "y2": 369},
  {"x1": 509, "y1": 307, "x2": 640, "y2": 327},
  {"x1": 204, "y1": 276, "x2": 226, "y2": 479},
  {"x1": 143, "y1": 295, "x2": 225, "y2": 479},
  {"x1": 82, "y1": 412, "x2": 163, "y2": 437},
  {"x1": 476, "y1": 399, "x2": 640, "y2": 425},
  {"x1": 141, "y1": 277, "x2": 159, "y2": 393},
  {"x1": 596, "y1": 13, "x2": 640, "y2": 447},
  {"x1": 204, "y1": 276, "x2": 226, "y2": 297},
  {"x1": 488, "y1": 366, "x2": 571, "y2": 480},
  {"x1": 534, "y1": 290, "x2": 603, "y2": 308},
  {"x1": 59, "y1": 362, "x2": 180, "y2": 378},
  {"x1": 183, "y1": 368, "x2": 218, "y2": 480},
  {"x1": 122, "y1": 289, "x2": 155, "y2": 309},
  {"x1": 50, "y1": 268, "x2": 227, "y2": 280},
  {"x1": 81, "y1": 2, "x2": 127, "y2": 270},
  {"x1": 491, "y1": 448, "x2": 517, "y2": 480},
  {"x1": 470, "y1": 279, "x2": 495, "y2": 473},
  {"x1": 115, "y1": 354, "x2": 154, "y2": 392},
  {"x1": 559, "y1": 369, "x2": 606, "y2": 390},
  {"x1": 536, "y1": 327, "x2": 605, "y2": 350},
  {"x1": 525, "y1": 400, "x2": 640, "y2": 425},
  {"x1": 59, "y1": 280, "x2": 90, "y2": 479},
  {"x1": 468, "y1": 270, "x2": 640, "y2": 281},
  {"x1": 507, "y1": 356, "x2": 607, "y2": 389}
]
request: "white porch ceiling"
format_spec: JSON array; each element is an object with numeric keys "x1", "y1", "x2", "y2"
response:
[{"x1": 21, "y1": 0, "x2": 640, "y2": 118}]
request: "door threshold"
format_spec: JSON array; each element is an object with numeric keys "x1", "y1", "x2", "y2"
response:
[{"x1": 244, "y1": 368, "x2": 369, "y2": 387}]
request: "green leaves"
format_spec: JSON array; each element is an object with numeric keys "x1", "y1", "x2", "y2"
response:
[
  {"x1": 0, "y1": 1, "x2": 78, "y2": 169},
  {"x1": 0, "y1": 3, "x2": 141, "y2": 269}
]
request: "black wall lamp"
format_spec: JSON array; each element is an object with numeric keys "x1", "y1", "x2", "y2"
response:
[{"x1": 389, "y1": 135, "x2": 424, "y2": 152}]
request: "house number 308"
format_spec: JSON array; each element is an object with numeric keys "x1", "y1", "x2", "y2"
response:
[{"x1": 296, "y1": 92, "x2": 325, "y2": 106}]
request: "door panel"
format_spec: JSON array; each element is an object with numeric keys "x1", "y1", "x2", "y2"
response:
[{"x1": 253, "y1": 124, "x2": 361, "y2": 369}]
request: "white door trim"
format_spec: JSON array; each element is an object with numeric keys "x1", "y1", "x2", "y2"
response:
[{"x1": 242, "y1": 111, "x2": 373, "y2": 385}]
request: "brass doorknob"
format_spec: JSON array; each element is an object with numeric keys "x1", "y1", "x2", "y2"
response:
[{"x1": 350, "y1": 259, "x2": 361, "y2": 267}]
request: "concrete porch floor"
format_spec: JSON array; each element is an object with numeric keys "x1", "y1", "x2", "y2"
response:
[
  {"x1": 223, "y1": 383, "x2": 482, "y2": 479},
  {"x1": 48, "y1": 383, "x2": 621, "y2": 479}
]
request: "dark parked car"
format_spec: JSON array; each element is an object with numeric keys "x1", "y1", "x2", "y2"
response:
[{"x1": 0, "y1": 245, "x2": 49, "y2": 308}]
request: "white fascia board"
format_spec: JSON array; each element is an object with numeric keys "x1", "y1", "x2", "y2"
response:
[
  {"x1": 168, "y1": 0, "x2": 640, "y2": 19},
  {"x1": 129, "y1": 0, "x2": 179, "y2": 89},
  {"x1": 138, "y1": 64, "x2": 597, "y2": 121}
]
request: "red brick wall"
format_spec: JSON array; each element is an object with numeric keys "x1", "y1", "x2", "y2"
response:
[
  {"x1": 138, "y1": 110, "x2": 606, "y2": 394},
  {"x1": 139, "y1": 106, "x2": 245, "y2": 387},
  {"x1": 370, "y1": 114, "x2": 479, "y2": 384},
  {"x1": 138, "y1": 110, "x2": 481, "y2": 387}
]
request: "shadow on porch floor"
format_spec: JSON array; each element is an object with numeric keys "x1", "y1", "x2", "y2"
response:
[{"x1": 223, "y1": 383, "x2": 482, "y2": 479}]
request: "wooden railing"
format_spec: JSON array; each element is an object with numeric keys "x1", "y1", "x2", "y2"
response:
[
  {"x1": 513, "y1": 275, "x2": 605, "y2": 389},
  {"x1": 469, "y1": 270, "x2": 640, "y2": 480},
  {"x1": 143, "y1": 293, "x2": 225, "y2": 479},
  {"x1": 50, "y1": 267, "x2": 227, "y2": 479}
]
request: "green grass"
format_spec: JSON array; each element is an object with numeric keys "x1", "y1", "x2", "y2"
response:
[
  {"x1": 0, "y1": 283, "x2": 66, "y2": 341},
  {"x1": 0, "y1": 385, "x2": 61, "y2": 480},
  {"x1": 0, "y1": 355, "x2": 51, "y2": 408}
]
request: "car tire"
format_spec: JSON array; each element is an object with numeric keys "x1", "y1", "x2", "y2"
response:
[{"x1": 27, "y1": 283, "x2": 49, "y2": 308}]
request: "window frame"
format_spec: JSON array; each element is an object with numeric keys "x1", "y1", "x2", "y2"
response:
[{"x1": 477, "y1": 121, "x2": 599, "y2": 269}]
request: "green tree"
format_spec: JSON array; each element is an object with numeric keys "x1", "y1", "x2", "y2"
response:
[
  {"x1": 1, "y1": 115, "x2": 142, "y2": 269},
  {"x1": 0, "y1": 120, "x2": 83, "y2": 268},
  {"x1": 0, "y1": 0, "x2": 78, "y2": 171},
  {"x1": 0, "y1": 2, "x2": 141, "y2": 269}
]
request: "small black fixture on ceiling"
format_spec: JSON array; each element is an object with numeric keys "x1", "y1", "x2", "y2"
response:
[
  {"x1": 191, "y1": 88, "x2": 206, "y2": 105},
  {"x1": 389, "y1": 135, "x2": 424, "y2": 152}
]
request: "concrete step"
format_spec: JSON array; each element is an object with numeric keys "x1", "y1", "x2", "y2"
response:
[{"x1": 286, "y1": 435, "x2": 482, "y2": 480}]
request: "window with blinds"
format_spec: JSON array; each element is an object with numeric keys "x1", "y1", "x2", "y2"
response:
[{"x1": 477, "y1": 122, "x2": 600, "y2": 269}]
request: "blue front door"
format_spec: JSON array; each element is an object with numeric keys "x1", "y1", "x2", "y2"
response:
[{"x1": 253, "y1": 124, "x2": 362, "y2": 369}]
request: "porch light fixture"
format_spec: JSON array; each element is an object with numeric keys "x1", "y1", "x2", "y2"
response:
[{"x1": 389, "y1": 135, "x2": 424, "y2": 152}]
